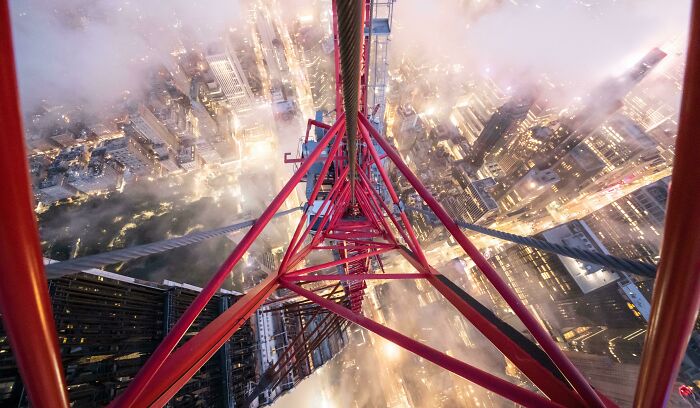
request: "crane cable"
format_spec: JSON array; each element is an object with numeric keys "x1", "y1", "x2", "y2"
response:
[
  {"x1": 407, "y1": 206, "x2": 657, "y2": 278},
  {"x1": 336, "y1": 0, "x2": 364, "y2": 204},
  {"x1": 44, "y1": 206, "x2": 303, "y2": 279}
]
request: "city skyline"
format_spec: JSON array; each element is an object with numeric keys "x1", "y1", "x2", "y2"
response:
[{"x1": 1, "y1": 0, "x2": 698, "y2": 407}]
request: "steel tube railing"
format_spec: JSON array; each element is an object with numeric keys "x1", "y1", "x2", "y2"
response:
[
  {"x1": 0, "y1": 3, "x2": 69, "y2": 406},
  {"x1": 113, "y1": 114, "x2": 346, "y2": 406},
  {"x1": 363, "y1": 114, "x2": 608, "y2": 408},
  {"x1": 282, "y1": 281, "x2": 563, "y2": 408},
  {"x1": 633, "y1": 1, "x2": 700, "y2": 405}
]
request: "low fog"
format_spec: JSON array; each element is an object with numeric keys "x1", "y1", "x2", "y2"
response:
[
  {"x1": 10, "y1": 0, "x2": 242, "y2": 112},
  {"x1": 9, "y1": 0, "x2": 693, "y2": 406},
  {"x1": 392, "y1": 0, "x2": 690, "y2": 105}
]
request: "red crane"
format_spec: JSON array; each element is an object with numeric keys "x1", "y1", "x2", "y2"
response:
[{"x1": 1, "y1": 1, "x2": 699, "y2": 407}]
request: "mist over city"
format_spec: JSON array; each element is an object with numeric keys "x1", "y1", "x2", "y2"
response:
[{"x1": 1, "y1": 0, "x2": 698, "y2": 407}]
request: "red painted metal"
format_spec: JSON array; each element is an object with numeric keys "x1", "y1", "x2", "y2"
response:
[
  {"x1": 304, "y1": 118, "x2": 332, "y2": 143},
  {"x1": 358, "y1": 124, "x2": 430, "y2": 266},
  {"x1": 398, "y1": 248, "x2": 585, "y2": 406},
  {"x1": 282, "y1": 273, "x2": 427, "y2": 282},
  {"x1": 283, "y1": 152, "x2": 303, "y2": 163},
  {"x1": 356, "y1": 169, "x2": 415, "y2": 250},
  {"x1": 362, "y1": 115, "x2": 607, "y2": 408},
  {"x1": 1, "y1": 0, "x2": 661, "y2": 402},
  {"x1": 633, "y1": 1, "x2": 700, "y2": 406},
  {"x1": 285, "y1": 150, "x2": 348, "y2": 253},
  {"x1": 282, "y1": 281, "x2": 564, "y2": 408},
  {"x1": 284, "y1": 247, "x2": 395, "y2": 277},
  {"x1": 114, "y1": 115, "x2": 345, "y2": 407},
  {"x1": 0, "y1": 3, "x2": 70, "y2": 407},
  {"x1": 133, "y1": 275, "x2": 280, "y2": 406},
  {"x1": 314, "y1": 244, "x2": 393, "y2": 250},
  {"x1": 283, "y1": 180, "x2": 350, "y2": 268}
]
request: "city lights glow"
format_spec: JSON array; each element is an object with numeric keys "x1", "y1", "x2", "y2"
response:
[
  {"x1": 8, "y1": 0, "x2": 694, "y2": 406},
  {"x1": 383, "y1": 341, "x2": 401, "y2": 361}
]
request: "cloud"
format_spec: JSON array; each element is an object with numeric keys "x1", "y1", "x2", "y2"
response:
[
  {"x1": 9, "y1": 0, "x2": 243, "y2": 112},
  {"x1": 392, "y1": 0, "x2": 691, "y2": 90}
]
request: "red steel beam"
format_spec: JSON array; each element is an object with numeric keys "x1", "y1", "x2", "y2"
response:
[
  {"x1": 314, "y1": 244, "x2": 392, "y2": 250},
  {"x1": 283, "y1": 273, "x2": 427, "y2": 282},
  {"x1": 356, "y1": 169, "x2": 417, "y2": 252},
  {"x1": 282, "y1": 165, "x2": 350, "y2": 270},
  {"x1": 284, "y1": 247, "x2": 395, "y2": 277},
  {"x1": 134, "y1": 275, "x2": 280, "y2": 406},
  {"x1": 282, "y1": 281, "x2": 563, "y2": 408},
  {"x1": 266, "y1": 284, "x2": 343, "y2": 373},
  {"x1": 0, "y1": 3, "x2": 70, "y2": 407},
  {"x1": 114, "y1": 114, "x2": 346, "y2": 407},
  {"x1": 284, "y1": 185, "x2": 353, "y2": 269},
  {"x1": 362, "y1": 115, "x2": 607, "y2": 407},
  {"x1": 634, "y1": 2, "x2": 700, "y2": 406},
  {"x1": 354, "y1": 175, "x2": 401, "y2": 244},
  {"x1": 358, "y1": 122, "x2": 430, "y2": 266},
  {"x1": 398, "y1": 248, "x2": 585, "y2": 407},
  {"x1": 310, "y1": 186, "x2": 352, "y2": 245},
  {"x1": 355, "y1": 162, "x2": 416, "y2": 250}
]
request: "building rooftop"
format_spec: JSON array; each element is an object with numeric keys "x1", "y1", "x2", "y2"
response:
[
  {"x1": 102, "y1": 136, "x2": 129, "y2": 151},
  {"x1": 541, "y1": 220, "x2": 620, "y2": 294}
]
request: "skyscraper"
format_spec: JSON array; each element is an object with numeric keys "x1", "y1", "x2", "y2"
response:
[
  {"x1": 498, "y1": 167, "x2": 559, "y2": 213},
  {"x1": 206, "y1": 38, "x2": 256, "y2": 114},
  {"x1": 442, "y1": 177, "x2": 498, "y2": 224},
  {"x1": 535, "y1": 48, "x2": 667, "y2": 170},
  {"x1": 467, "y1": 220, "x2": 645, "y2": 332},
  {"x1": 469, "y1": 94, "x2": 534, "y2": 167},
  {"x1": 449, "y1": 77, "x2": 506, "y2": 146},
  {"x1": 0, "y1": 269, "x2": 256, "y2": 407},
  {"x1": 583, "y1": 178, "x2": 670, "y2": 265},
  {"x1": 565, "y1": 352, "x2": 689, "y2": 407},
  {"x1": 102, "y1": 136, "x2": 156, "y2": 176},
  {"x1": 129, "y1": 104, "x2": 180, "y2": 150}
]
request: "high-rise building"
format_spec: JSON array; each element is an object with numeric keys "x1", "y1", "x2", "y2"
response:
[
  {"x1": 206, "y1": 38, "x2": 256, "y2": 114},
  {"x1": 535, "y1": 48, "x2": 667, "y2": 169},
  {"x1": 37, "y1": 174, "x2": 79, "y2": 203},
  {"x1": 0, "y1": 269, "x2": 256, "y2": 407},
  {"x1": 176, "y1": 144, "x2": 199, "y2": 172},
  {"x1": 102, "y1": 136, "x2": 156, "y2": 176},
  {"x1": 251, "y1": 300, "x2": 347, "y2": 406},
  {"x1": 68, "y1": 148, "x2": 123, "y2": 194},
  {"x1": 392, "y1": 104, "x2": 424, "y2": 154},
  {"x1": 583, "y1": 178, "x2": 670, "y2": 265},
  {"x1": 469, "y1": 94, "x2": 534, "y2": 167},
  {"x1": 129, "y1": 104, "x2": 180, "y2": 150},
  {"x1": 499, "y1": 168, "x2": 559, "y2": 213},
  {"x1": 443, "y1": 177, "x2": 498, "y2": 224},
  {"x1": 564, "y1": 352, "x2": 689, "y2": 408},
  {"x1": 449, "y1": 78, "x2": 506, "y2": 145},
  {"x1": 190, "y1": 100, "x2": 219, "y2": 140},
  {"x1": 467, "y1": 221, "x2": 645, "y2": 333},
  {"x1": 488, "y1": 98, "x2": 558, "y2": 177},
  {"x1": 547, "y1": 142, "x2": 606, "y2": 206},
  {"x1": 576, "y1": 115, "x2": 666, "y2": 198}
]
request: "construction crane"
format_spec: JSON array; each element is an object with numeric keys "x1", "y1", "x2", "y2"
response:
[{"x1": 1, "y1": 0, "x2": 699, "y2": 407}]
